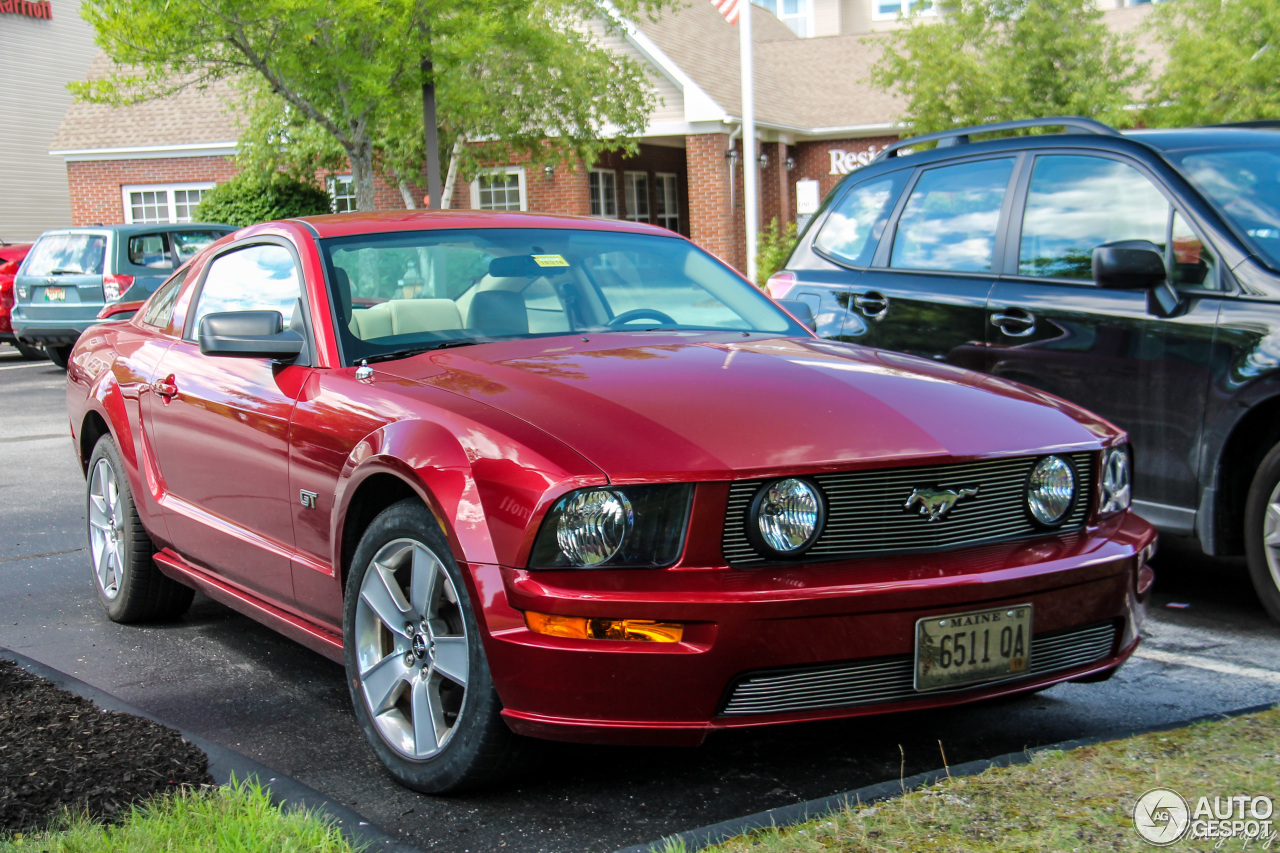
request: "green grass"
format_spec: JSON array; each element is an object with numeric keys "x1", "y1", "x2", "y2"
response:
[
  {"x1": 672, "y1": 707, "x2": 1280, "y2": 853},
  {"x1": 1, "y1": 779, "x2": 361, "y2": 853}
]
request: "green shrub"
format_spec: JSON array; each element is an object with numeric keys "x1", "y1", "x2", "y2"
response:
[
  {"x1": 755, "y1": 217, "x2": 798, "y2": 288},
  {"x1": 194, "y1": 174, "x2": 333, "y2": 227}
]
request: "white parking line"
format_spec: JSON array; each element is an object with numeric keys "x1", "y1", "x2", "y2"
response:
[
  {"x1": 0, "y1": 361, "x2": 53, "y2": 371},
  {"x1": 1135, "y1": 647, "x2": 1280, "y2": 685}
]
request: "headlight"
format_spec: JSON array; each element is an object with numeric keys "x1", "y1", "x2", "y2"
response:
[
  {"x1": 1026, "y1": 455, "x2": 1076, "y2": 526},
  {"x1": 749, "y1": 478, "x2": 825, "y2": 558},
  {"x1": 1099, "y1": 445, "x2": 1132, "y2": 516},
  {"x1": 530, "y1": 484, "x2": 693, "y2": 569}
]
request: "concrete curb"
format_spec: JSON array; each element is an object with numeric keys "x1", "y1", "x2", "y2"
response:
[
  {"x1": 2, "y1": 648, "x2": 424, "y2": 853},
  {"x1": 615, "y1": 700, "x2": 1280, "y2": 853}
]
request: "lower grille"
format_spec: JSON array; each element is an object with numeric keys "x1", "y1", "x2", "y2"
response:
[{"x1": 721, "y1": 621, "x2": 1117, "y2": 716}]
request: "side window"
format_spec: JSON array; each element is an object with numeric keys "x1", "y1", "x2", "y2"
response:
[
  {"x1": 1171, "y1": 210, "x2": 1216, "y2": 289},
  {"x1": 171, "y1": 230, "x2": 227, "y2": 263},
  {"x1": 890, "y1": 158, "x2": 1014, "y2": 273},
  {"x1": 141, "y1": 269, "x2": 187, "y2": 330},
  {"x1": 813, "y1": 173, "x2": 906, "y2": 268},
  {"x1": 1019, "y1": 155, "x2": 1170, "y2": 281},
  {"x1": 128, "y1": 233, "x2": 173, "y2": 269},
  {"x1": 189, "y1": 244, "x2": 302, "y2": 337}
]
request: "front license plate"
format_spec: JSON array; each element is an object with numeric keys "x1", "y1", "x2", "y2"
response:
[
  {"x1": 915, "y1": 605, "x2": 1031, "y2": 692},
  {"x1": 44, "y1": 286, "x2": 65, "y2": 301}
]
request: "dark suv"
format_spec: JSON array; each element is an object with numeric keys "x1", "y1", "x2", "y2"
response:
[
  {"x1": 11, "y1": 223, "x2": 233, "y2": 367},
  {"x1": 769, "y1": 117, "x2": 1280, "y2": 620}
]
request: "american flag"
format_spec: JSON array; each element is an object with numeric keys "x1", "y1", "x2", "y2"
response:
[{"x1": 711, "y1": 0, "x2": 741, "y2": 25}]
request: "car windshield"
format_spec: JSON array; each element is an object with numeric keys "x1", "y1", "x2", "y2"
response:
[
  {"x1": 321, "y1": 227, "x2": 801, "y2": 364},
  {"x1": 23, "y1": 233, "x2": 106, "y2": 276},
  {"x1": 1170, "y1": 146, "x2": 1280, "y2": 270}
]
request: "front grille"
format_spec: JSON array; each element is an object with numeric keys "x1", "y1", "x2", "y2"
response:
[
  {"x1": 722, "y1": 452, "x2": 1094, "y2": 567},
  {"x1": 721, "y1": 621, "x2": 1117, "y2": 716}
]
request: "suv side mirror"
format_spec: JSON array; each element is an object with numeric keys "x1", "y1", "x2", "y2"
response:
[
  {"x1": 1093, "y1": 240, "x2": 1166, "y2": 290},
  {"x1": 1093, "y1": 240, "x2": 1183, "y2": 318},
  {"x1": 198, "y1": 310, "x2": 304, "y2": 359}
]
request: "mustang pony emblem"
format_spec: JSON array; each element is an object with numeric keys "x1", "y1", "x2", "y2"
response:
[{"x1": 904, "y1": 486, "x2": 979, "y2": 521}]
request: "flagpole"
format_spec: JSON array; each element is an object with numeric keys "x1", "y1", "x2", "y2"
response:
[{"x1": 740, "y1": 0, "x2": 758, "y2": 284}]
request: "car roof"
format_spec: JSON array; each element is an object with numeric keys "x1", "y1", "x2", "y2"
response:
[
  {"x1": 34, "y1": 223, "x2": 235, "y2": 238},
  {"x1": 291, "y1": 209, "x2": 682, "y2": 240}
]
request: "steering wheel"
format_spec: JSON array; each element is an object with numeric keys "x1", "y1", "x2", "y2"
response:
[{"x1": 606, "y1": 308, "x2": 678, "y2": 328}]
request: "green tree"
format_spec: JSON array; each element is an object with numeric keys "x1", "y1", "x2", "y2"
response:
[
  {"x1": 194, "y1": 173, "x2": 333, "y2": 227},
  {"x1": 1146, "y1": 0, "x2": 1280, "y2": 127},
  {"x1": 869, "y1": 0, "x2": 1147, "y2": 135},
  {"x1": 76, "y1": 0, "x2": 667, "y2": 211}
]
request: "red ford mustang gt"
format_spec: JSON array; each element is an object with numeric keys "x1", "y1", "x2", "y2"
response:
[{"x1": 66, "y1": 211, "x2": 1154, "y2": 792}]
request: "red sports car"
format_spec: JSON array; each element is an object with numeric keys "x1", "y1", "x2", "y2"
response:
[{"x1": 65, "y1": 211, "x2": 1154, "y2": 792}]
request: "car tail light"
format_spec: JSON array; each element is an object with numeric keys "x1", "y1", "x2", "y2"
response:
[
  {"x1": 103, "y1": 273, "x2": 134, "y2": 302},
  {"x1": 765, "y1": 271, "x2": 797, "y2": 299}
]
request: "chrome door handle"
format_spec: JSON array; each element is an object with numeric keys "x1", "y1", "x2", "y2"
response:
[
  {"x1": 854, "y1": 291, "x2": 890, "y2": 320},
  {"x1": 990, "y1": 310, "x2": 1036, "y2": 337}
]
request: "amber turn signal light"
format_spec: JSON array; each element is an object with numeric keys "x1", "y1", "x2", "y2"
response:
[{"x1": 524, "y1": 611, "x2": 683, "y2": 643}]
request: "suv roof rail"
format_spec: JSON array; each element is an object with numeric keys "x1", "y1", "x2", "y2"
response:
[
  {"x1": 1208, "y1": 119, "x2": 1280, "y2": 131},
  {"x1": 876, "y1": 116, "x2": 1121, "y2": 161}
]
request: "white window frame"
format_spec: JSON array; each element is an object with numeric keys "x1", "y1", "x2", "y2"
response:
[
  {"x1": 470, "y1": 166, "x2": 527, "y2": 211},
  {"x1": 122, "y1": 182, "x2": 216, "y2": 224},
  {"x1": 624, "y1": 171, "x2": 649, "y2": 223},
  {"x1": 655, "y1": 172, "x2": 680, "y2": 233},
  {"x1": 329, "y1": 174, "x2": 356, "y2": 213},
  {"x1": 590, "y1": 169, "x2": 619, "y2": 219},
  {"x1": 872, "y1": 0, "x2": 937, "y2": 21}
]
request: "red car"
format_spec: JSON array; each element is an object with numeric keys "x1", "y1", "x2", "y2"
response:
[
  {"x1": 65, "y1": 211, "x2": 1154, "y2": 793},
  {"x1": 0, "y1": 242, "x2": 40, "y2": 359}
]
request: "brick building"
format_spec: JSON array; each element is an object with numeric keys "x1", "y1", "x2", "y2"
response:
[{"x1": 49, "y1": 0, "x2": 1156, "y2": 273}]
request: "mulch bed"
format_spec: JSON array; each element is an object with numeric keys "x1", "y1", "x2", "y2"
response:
[{"x1": 0, "y1": 659, "x2": 213, "y2": 835}]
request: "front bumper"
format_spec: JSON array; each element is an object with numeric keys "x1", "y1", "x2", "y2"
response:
[{"x1": 477, "y1": 513, "x2": 1155, "y2": 746}]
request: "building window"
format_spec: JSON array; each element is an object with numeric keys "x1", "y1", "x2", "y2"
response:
[
  {"x1": 589, "y1": 170, "x2": 618, "y2": 218},
  {"x1": 470, "y1": 168, "x2": 526, "y2": 211},
  {"x1": 654, "y1": 173, "x2": 680, "y2": 232},
  {"x1": 122, "y1": 183, "x2": 214, "y2": 224},
  {"x1": 752, "y1": 0, "x2": 812, "y2": 36},
  {"x1": 872, "y1": 0, "x2": 936, "y2": 20},
  {"x1": 330, "y1": 175, "x2": 356, "y2": 213},
  {"x1": 624, "y1": 172, "x2": 649, "y2": 222}
]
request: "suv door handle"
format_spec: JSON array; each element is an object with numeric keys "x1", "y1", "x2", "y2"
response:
[
  {"x1": 990, "y1": 309, "x2": 1036, "y2": 337},
  {"x1": 153, "y1": 374, "x2": 178, "y2": 402},
  {"x1": 854, "y1": 291, "x2": 890, "y2": 320}
]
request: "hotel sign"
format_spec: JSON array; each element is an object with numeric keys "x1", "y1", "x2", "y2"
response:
[{"x1": 1, "y1": 0, "x2": 52, "y2": 17}]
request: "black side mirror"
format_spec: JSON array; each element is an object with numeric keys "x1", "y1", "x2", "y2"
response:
[
  {"x1": 198, "y1": 310, "x2": 304, "y2": 359},
  {"x1": 1093, "y1": 240, "x2": 1183, "y2": 318},
  {"x1": 777, "y1": 298, "x2": 818, "y2": 333},
  {"x1": 1093, "y1": 240, "x2": 1167, "y2": 290}
]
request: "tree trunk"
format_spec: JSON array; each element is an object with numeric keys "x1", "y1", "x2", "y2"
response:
[
  {"x1": 350, "y1": 141, "x2": 377, "y2": 211},
  {"x1": 441, "y1": 140, "x2": 463, "y2": 210},
  {"x1": 397, "y1": 180, "x2": 419, "y2": 210}
]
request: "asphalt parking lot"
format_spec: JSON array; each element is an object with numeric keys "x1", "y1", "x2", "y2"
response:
[{"x1": 3, "y1": 341, "x2": 1279, "y2": 853}]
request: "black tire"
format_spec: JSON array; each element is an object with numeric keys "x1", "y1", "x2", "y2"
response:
[
  {"x1": 45, "y1": 344, "x2": 73, "y2": 369},
  {"x1": 1244, "y1": 441, "x2": 1280, "y2": 623},
  {"x1": 343, "y1": 498, "x2": 524, "y2": 793},
  {"x1": 86, "y1": 436, "x2": 194, "y2": 622},
  {"x1": 15, "y1": 342, "x2": 45, "y2": 360}
]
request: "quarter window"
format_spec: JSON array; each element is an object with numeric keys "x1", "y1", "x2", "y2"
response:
[
  {"x1": 890, "y1": 158, "x2": 1014, "y2": 273},
  {"x1": 1171, "y1": 211, "x2": 1216, "y2": 289},
  {"x1": 142, "y1": 269, "x2": 187, "y2": 330},
  {"x1": 128, "y1": 233, "x2": 172, "y2": 269},
  {"x1": 814, "y1": 173, "x2": 907, "y2": 268},
  {"x1": 590, "y1": 170, "x2": 618, "y2": 218},
  {"x1": 123, "y1": 184, "x2": 214, "y2": 224},
  {"x1": 1019, "y1": 155, "x2": 1170, "y2": 281},
  {"x1": 189, "y1": 244, "x2": 303, "y2": 337}
]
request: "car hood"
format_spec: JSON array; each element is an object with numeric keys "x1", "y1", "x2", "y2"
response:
[{"x1": 374, "y1": 333, "x2": 1119, "y2": 481}]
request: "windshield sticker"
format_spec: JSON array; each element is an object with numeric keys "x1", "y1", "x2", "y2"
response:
[{"x1": 532, "y1": 254, "x2": 569, "y2": 268}]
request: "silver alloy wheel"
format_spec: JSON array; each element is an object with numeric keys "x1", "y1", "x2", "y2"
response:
[
  {"x1": 354, "y1": 537, "x2": 470, "y2": 761},
  {"x1": 88, "y1": 457, "x2": 125, "y2": 600},
  {"x1": 1264, "y1": 481, "x2": 1280, "y2": 594}
]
